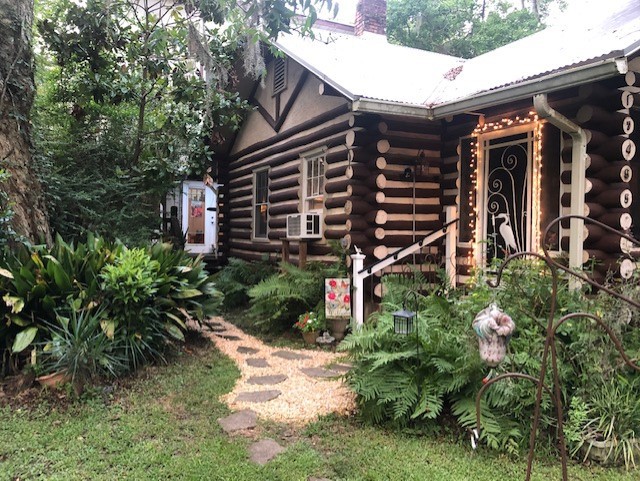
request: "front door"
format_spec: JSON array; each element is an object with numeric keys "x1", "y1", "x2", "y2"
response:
[
  {"x1": 182, "y1": 180, "x2": 217, "y2": 255},
  {"x1": 477, "y1": 126, "x2": 537, "y2": 265}
]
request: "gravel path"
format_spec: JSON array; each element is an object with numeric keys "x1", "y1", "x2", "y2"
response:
[{"x1": 201, "y1": 317, "x2": 356, "y2": 425}]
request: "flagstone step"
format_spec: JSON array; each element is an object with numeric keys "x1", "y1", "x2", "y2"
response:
[
  {"x1": 217, "y1": 409, "x2": 258, "y2": 433},
  {"x1": 327, "y1": 363, "x2": 352, "y2": 374},
  {"x1": 248, "y1": 438, "x2": 285, "y2": 465},
  {"x1": 217, "y1": 334, "x2": 241, "y2": 341},
  {"x1": 235, "y1": 390, "x2": 281, "y2": 403},
  {"x1": 246, "y1": 358, "x2": 270, "y2": 368},
  {"x1": 272, "y1": 350, "x2": 310, "y2": 360},
  {"x1": 300, "y1": 367, "x2": 340, "y2": 379},
  {"x1": 237, "y1": 346, "x2": 260, "y2": 354},
  {"x1": 247, "y1": 374, "x2": 287, "y2": 386}
]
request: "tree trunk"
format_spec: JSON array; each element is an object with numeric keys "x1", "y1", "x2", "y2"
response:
[{"x1": 0, "y1": 0, "x2": 52, "y2": 244}]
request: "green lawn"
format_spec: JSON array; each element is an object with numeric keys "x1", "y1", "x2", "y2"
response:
[{"x1": 0, "y1": 336, "x2": 636, "y2": 481}]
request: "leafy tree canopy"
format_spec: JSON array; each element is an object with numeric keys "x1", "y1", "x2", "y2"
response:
[
  {"x1": 387, "y1": 0, "x2": 565, "y2": 58},
  {"x1": 33, "y1": 0, "x2": 330, "y2": 244}
]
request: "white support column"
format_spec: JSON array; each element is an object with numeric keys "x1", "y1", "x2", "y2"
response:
[
  {"x1": 351, "y1": 252, "x2": 366, "y2": 328},
  {"x1": 445, "y1": 206, "x2": 458, "y2": 287}
]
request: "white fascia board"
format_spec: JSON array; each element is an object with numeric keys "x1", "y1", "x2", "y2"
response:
[
  {"x1": 351, "y1": 97, "x2": 432, "y2": 118},
  {"x1": 431, "y1": 57, "x2": 627, "y2": 119}
]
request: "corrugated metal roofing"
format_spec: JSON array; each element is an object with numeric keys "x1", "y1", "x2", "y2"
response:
[
  {"x1": 275, "y1": 31, "x2": 464, "y2": 106},
  {"x1": 429, "y1": 0, "x2": 640, "y2": 106},
  {"x1": 276, "y1": 0, "x2": 640, "y2": 110}
]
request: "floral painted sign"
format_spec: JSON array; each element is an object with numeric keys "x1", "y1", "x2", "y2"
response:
[{"x1": 325, "y1": 278, "x2": 351, "y2": 319}]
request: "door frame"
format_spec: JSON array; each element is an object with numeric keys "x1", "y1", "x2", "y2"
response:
[
  {"x1": 182, "y1": 180, "x2": 217, "y2": 255},
  {"x1": 474, "y1": 123, "x2": 540, "y2": 266}
]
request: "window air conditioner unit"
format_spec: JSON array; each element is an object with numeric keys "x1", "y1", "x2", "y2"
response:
[{"x1": 286, "y1": 213, "x2": 322, "y2": 239}]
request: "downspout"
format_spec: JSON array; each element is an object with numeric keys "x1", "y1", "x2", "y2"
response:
[{"x1": 533, "y1": 94, "x2": 586, "y2": 273}]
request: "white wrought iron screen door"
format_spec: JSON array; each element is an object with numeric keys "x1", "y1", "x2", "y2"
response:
[{"x1": 478, "y1": 126, "x2": 535, "y2": 265}]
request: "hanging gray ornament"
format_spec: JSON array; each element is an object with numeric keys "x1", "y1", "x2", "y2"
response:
[{"x1": 472, "y1": 303, "x2": 516, "y2": 367}]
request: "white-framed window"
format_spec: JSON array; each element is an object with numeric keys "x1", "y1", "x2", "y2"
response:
[
  {"x1": 253, "y1": 169, "x2": 269, "y2": 239},
  {"x1": 302, "y1": 150, "x2": 326, "y2": 213}
]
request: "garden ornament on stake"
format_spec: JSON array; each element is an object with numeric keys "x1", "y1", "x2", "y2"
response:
[
  {"x1": 472, "y1": 215, "x2": 640, "y2": 481},
  {"x1": 472, "y1": 303, "x2": 515, "y2": 367}
]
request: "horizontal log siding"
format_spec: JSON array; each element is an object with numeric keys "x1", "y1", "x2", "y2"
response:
[
  {"x1": 225, "y1": 111, "x2": 354, "y2": 264},
  {"x1": 569, "y1": 76, "x2": 637, "y2": 279}
]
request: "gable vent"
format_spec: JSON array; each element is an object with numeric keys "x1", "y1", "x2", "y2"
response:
[{"x1": 273, "y1": 57, "x2": 287, "y2": 95}]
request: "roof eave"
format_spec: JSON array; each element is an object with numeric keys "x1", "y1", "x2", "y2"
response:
[
  {"x1": 351, "y1": 97, "x2": 433, "y2": 118},
  {"x1": 431, "y1": 56, "x2": 628, "y2": 119}
]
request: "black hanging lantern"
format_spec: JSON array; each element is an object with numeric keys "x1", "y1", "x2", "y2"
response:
[{"x1": 393, "y1": 307, "x2": 416, "y2": 335}]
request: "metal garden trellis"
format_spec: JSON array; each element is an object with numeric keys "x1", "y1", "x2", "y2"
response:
[{"x1": 473, "y1": 215, "x2": 640, "y2": 481}]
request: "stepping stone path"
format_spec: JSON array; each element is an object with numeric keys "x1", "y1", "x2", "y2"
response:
[
  {"x1": 246, "y1": 357, "x2": 270, "y2": 368},
  {"x1": 300, "y1": 367, "x2": 340, "y2": 379},
  {"x1": 201, "y1": 316, "x2": 354, "y2": 469},
  {"x1": 218, "y1": 409, "x2": 258, "y2": 434},
  {"x1": 272, "y1": 350, "x2": 310, "y2": 360},
  {"x1": 235, "y1": 390, "x2": 281, "y2": 403},
  {"x1": 248, "y1": 438, "x2": 285, "y2": 465},
  {"x1": 247, "y1": 374, "x2": 287, "y2": 386},
  {"x1": 237, "y1": 346, "x2": 259, "y2": 355}
]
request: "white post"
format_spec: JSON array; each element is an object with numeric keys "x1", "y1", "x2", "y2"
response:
[
  {"x1": 351, "y1": 252, "x2": 366, "y2": 328},
  {"x1": 445, "y1": 206, "x2": 458, "y2": 288}
]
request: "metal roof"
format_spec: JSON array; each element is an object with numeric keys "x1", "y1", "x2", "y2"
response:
[
  {"x1": 276, "y1": 0, "x2": 640, "y2": 116},
  {"x1": 275, "y1": 31, "x2": 464, "y2": 107},
  {"x1": 429, "y1": 0, "x2": 640, "y2": 107}
]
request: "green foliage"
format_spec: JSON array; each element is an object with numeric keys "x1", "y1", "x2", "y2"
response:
[
  {"x1": 387, "y1": 0, "x2": 563, "y2": 58},
  {"x1": 33, "y1": 0, "x2": 330, "y2": 243},
  {"x1": 41, "y1": 304, "x2": 126, "y2": 394},
  {"x1": 343, "y1": 259, "x2": 640, "y2": 460},
  {"x1": 567, "y1": 376, "x2": 640, "y2": 469},
  {"x1": 213, "y1": 257, "x2": 276, "y2": 309},
  {"x1": 248, "y1": 262, "x2": 342, "y2": 332},
  {"x1": 0, "y1": 234, "x2": 222, "y2": 380}
]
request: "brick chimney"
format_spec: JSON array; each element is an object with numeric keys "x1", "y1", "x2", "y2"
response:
[{"x1": 354, "y1": 0, "x2": 386, "y2": 36}]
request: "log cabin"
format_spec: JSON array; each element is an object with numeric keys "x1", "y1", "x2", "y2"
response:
[{"x1": 212, "y1": 0, "x2": 640, "y2": 299}]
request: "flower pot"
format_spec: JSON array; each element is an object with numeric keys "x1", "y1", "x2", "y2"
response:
[
  {"x1": 328, "y1": 318, "x2": 350, "y2": 342},
  {"x1": 582, "y1": 438, "x2": 640, "y2": 465},
  {"x1": 302, "y1": 330, "x2": 319, "y2": 345},
  {"x1": 36, "y1": 371, "x2": 70, "y2": 389}
]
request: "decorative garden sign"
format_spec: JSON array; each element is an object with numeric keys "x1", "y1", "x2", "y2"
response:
[{"x1": 325, "y1": 278, "x2": 351, "y2": 319}]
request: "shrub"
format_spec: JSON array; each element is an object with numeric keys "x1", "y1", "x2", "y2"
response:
[
  {"x1": 40, "y1": 304, "x2": 126, "y2": 394},
  {"x1": 213, "y1": 258, "x2": 275, "y2": 309},
  {"x1": 248, "y1": 261, "x2": 343, "y2": 332},
  {"x1": 342, "y1": 259, "x2": 640, "y2": 458},
  {"x1": 0, "y1": 235, "x2": 222, "y2": 380}
]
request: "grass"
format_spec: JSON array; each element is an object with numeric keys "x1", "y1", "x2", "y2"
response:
[{"x1": 0, "y1": 334, "x2": 637, "y2": 481}]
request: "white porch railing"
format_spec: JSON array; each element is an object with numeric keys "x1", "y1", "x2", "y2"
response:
[{"x1": 351, "y1": 206, "x2": 458, "y2": 327}]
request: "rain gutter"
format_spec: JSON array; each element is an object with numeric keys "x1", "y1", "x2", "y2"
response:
[{"x1": 533, "y1": 94, "x2": 588, "y2": 273}]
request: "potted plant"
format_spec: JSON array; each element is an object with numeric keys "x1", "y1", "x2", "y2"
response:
[
  {"x1": 294, "y1": 311, "x2": 323, "y2": 345},
  {"x1": 566, "y1": 378, "x2": 640, "y2": 468}
]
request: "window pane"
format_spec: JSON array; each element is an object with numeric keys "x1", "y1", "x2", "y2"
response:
[
  {"x1": 254, "y1": 170, "x2": 268, "y2": 238},
  {"x1": 187, "y1": 187, "x2": 205, "y2": 244}
]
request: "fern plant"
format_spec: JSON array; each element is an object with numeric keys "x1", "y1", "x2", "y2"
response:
[{"x1": 248, "y1": 261, "x2": 342, "y2": 332}]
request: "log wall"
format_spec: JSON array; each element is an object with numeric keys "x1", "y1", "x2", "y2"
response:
[{"x1": 442, "y1": 74, "x2": 640, "y2": 284}]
